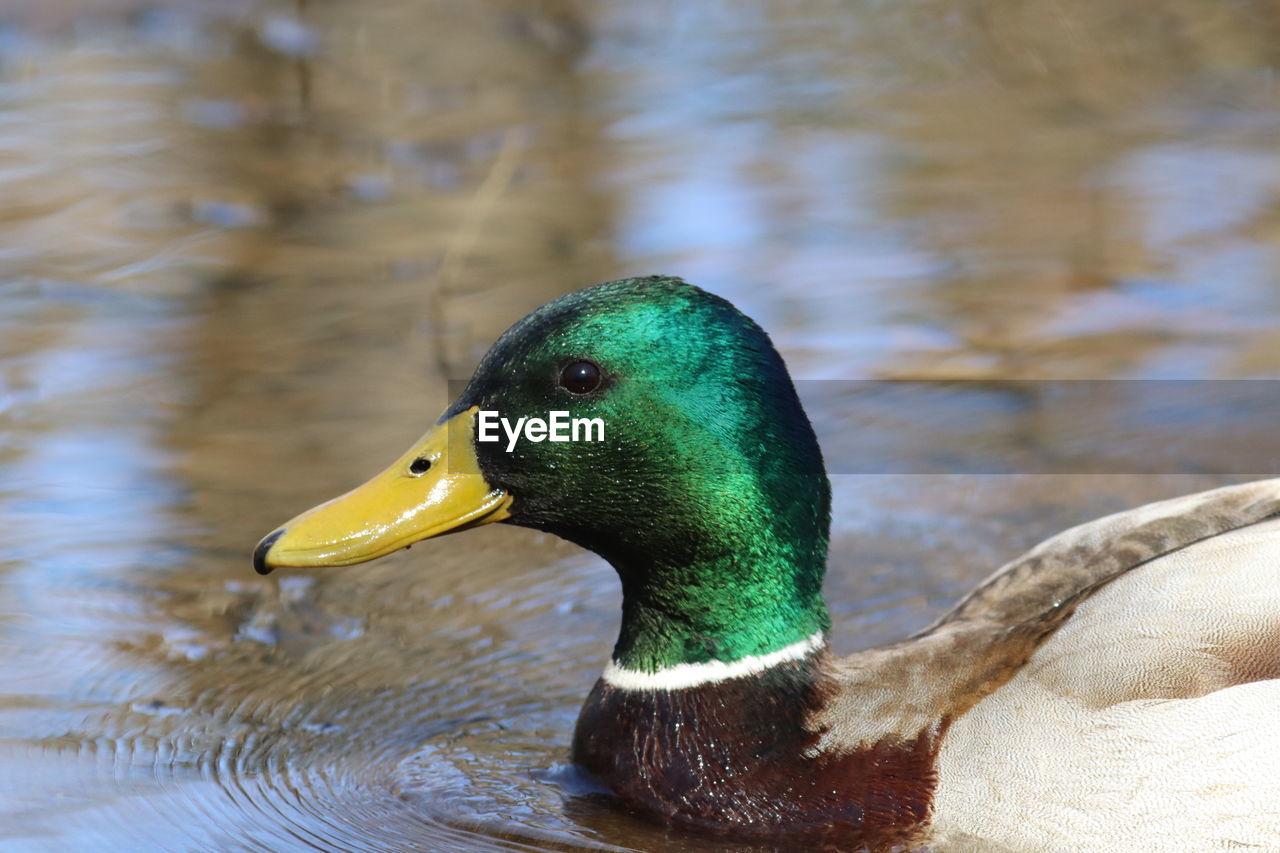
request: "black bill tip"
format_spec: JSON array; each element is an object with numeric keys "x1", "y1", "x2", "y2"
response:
[{"x1": 253, "y1": 529, "x2": 285, "y2": 575}]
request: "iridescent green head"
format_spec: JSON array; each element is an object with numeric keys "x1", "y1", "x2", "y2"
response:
[{"x1": 256, "y1": 276, "x2": 831, "y2": 672}]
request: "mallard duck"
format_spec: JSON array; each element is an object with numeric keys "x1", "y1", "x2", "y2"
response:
[{"x1": 254, "y1": 276, "x2": 1280, "y2": 851}]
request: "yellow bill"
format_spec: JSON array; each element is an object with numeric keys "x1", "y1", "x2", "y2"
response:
[{"x1": 253, "y1": 406, "x2": 512, "y2": 574}]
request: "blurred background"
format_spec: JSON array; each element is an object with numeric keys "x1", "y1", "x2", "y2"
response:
[{"x1": 2, "y1": 1, "x2": 1280, "y2": 850}]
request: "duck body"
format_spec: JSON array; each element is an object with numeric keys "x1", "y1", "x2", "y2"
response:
[
  {"x1": 578, "y1": 482, "x2": 1280, "y2": 851},
  {"x1": 255, "y1": 276, "x2": 1280, "y2": 851}
]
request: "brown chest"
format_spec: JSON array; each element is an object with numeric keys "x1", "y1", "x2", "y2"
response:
[{"x1": 570, "y1": 662, "x2": 944, "y2": 848}]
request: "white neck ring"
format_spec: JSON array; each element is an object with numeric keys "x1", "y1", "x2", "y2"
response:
[{"x1": 601, "y1": 631, "x2": 825, "y2": 691}]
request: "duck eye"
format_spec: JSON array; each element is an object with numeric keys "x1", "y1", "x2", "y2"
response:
[
  {"x1": 408, "y1": 457, "x2": 432, "y2": 475},
  {"x1": 559, "y1": 360, "x2": 601, "y2": 395}
]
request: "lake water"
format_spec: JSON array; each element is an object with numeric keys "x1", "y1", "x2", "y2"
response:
[{"x1": 3, "y1": 1, "x2": 1280, "y2": 850}]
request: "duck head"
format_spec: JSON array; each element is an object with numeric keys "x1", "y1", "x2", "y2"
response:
[{"x1": 255, "y1": 275, "x2": 831, "y2": 672}]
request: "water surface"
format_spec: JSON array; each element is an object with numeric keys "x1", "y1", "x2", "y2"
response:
[{"x1": 3, "y1": 1, "x2": 1280, "y2": 850}]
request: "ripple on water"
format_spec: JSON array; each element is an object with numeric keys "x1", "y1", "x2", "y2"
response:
[{"x1": 0, "y1": 542, "x2": 638, "y2": 852}]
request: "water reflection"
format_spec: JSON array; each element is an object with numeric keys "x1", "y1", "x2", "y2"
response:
[{"x1": 2, "y1": 0, "x2": 1280, "y2": 850}]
